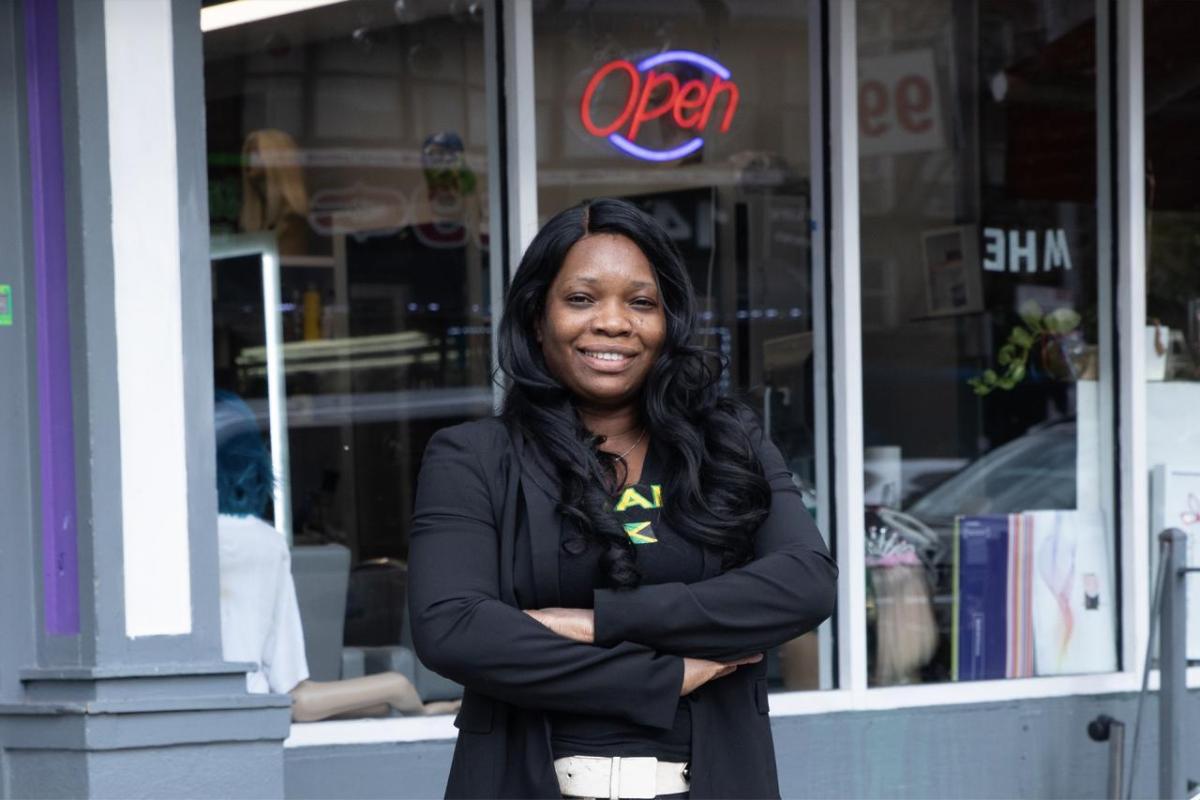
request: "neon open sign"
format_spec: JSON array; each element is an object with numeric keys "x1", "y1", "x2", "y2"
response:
[{"x1": 580, "y1": 50, "x2": 739, "y2": 162}]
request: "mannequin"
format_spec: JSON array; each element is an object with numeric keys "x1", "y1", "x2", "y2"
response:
[
  {"x1": 865, "y1": 510, "x2": 938, "y2": 685},
  {"x1": 239, "y1": 129, "x2": 310, "y2": 256},
  {"x1": 215, "y1": 391, "x2": 458, "y2": 721}
]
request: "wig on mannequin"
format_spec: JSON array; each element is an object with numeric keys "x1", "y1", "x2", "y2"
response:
[
  {"x1": 212, "y1": 391, "x2": 457, "y2": 720},
  {"x1": 240, "y1": 129, "x2": 309, "y2": 235},
  {"x1": 865, "y1": 514, "x2": 938, "y2": 685},
  {"x1": 214, "y1": 390, "x2": 273, "y2": 519},
  {"x1": 497, "y1": 197, "x2": 772, "y2": 589}
]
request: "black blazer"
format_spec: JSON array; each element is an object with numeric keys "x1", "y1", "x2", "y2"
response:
[{"x1": 408, "y1": 416, "x2": 837, "y2": 799}]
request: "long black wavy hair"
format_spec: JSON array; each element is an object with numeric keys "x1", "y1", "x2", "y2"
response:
[{"x1": 497, "y1": 198, "x2": 772, "y2": 588}]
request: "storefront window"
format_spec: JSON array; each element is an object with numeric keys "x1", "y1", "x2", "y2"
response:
[
  {"x1": 204, "y1": 0, "x2": 492, "y2": 702},
  {"x1": 1144, "y1": 0, "x2": 1200, "y2": 659},
  {"x1": 858, "y1": 0, "x2": 1117, "y2": 685},
  {"x1": 533, "y1": 1, "x2": 830, "y2": 692}
]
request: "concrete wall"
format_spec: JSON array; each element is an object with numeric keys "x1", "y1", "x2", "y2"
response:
[
  {"x1": 285, "y1": 690, "x2": 1200, "y2": 800},
  {"x1": 7, "y1": 742, "x2": 284, "y2": 800}
]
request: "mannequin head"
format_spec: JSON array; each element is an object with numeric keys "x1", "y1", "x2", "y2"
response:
[
  {"x1": 214, "y1": 390, "x2": 273, "y2": 518},
  {"x1": 240, "y1": 129, "x2": 309, "y2": 234},
  {"x1": 421, "y1": 130, "x2": 475, "y2": 220}
]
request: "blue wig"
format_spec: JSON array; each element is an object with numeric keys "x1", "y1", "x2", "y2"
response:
[{"x1": 214, "y1": 390, "x2": 274, "y2": 518}]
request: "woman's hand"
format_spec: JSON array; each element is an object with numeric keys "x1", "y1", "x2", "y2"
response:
[
  {"x1": 680, "y1": 653, "x2": 763, "y2": 696},
  {"x1": 524, "y1": 607, "x2": 595, "y2": 644}
]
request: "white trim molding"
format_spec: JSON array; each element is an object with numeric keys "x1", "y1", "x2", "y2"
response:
[
  {"x1": 827, "y1": 0, "x2": 868, "y2": 695},
  {"x1": 285, "y1": 715, "x2": 458, "y2": 748},
  {"x1": 1115, "y1": 0, "x2": 1148, "y2": 684},
  {"x1": 503, "y1": 0, "x2": 538, "y2": 269},
  {"x1": 106, "y1": 0, "x2": 192, "y2": 638},
  {"x1": 484, "y1": 0, "x2": 507, "y2": 412},
  {"x1": 284, "y1": 669, "x2": 1155, "y2": 749},
  {"x1": 808, "y1": 0, "x2": 835, "y2": 691}
]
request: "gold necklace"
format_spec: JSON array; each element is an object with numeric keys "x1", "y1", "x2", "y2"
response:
[{"x1": 606, "y1": 427, "x2": 646, "y2": 461}]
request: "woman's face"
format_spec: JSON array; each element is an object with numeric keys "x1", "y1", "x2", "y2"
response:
[{"x1": 539, "y1": 233, "x2": 667, "y2": 412}]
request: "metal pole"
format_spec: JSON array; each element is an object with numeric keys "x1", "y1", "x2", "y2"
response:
[
  {"x1": 1108, "y1": 720, "x2": 1125, "y2": 800},
  {"x1": 1087, "y1": 715, "x2": 1125, "y2": 800},
  {"x1": 1159, "y1": 529, "x2": 1187, "y2": 800}
]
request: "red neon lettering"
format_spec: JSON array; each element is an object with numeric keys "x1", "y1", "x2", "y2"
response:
[
  {"x1": 580, "y1": 60, "x2": 640, "y2": 137},
  {"x1": 580, "y1": 58, "x2": 740, "y2": 145},
  {"x1": 698, "y1": 75, "x2": 739, "y2": 132},
  {"x1": 627, "y1": 70, "x2": 680, "y2": 142},
  {"x1": 672, "y1": 79, "x2": 707, "y2": 129}
]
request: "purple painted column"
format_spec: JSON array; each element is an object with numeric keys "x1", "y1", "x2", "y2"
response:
[{"x1": 24, "y1": 0, "x2": 80, "y2": 635}]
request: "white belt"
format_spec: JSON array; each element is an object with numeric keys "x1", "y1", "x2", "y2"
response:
[{"x1": 554, "y1": 755, "x2": 690, "y2": 799}]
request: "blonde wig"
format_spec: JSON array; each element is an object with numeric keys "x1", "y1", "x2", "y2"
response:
[
  {"x1": 871, "y1": 562, "x2": 938, "y2": 685},
  {"x1": 867, "y1": 518, "x2": 939, "y2": 685},
  {"x1": 240, "y1": 129, "x2": 309, "y2": 233}
]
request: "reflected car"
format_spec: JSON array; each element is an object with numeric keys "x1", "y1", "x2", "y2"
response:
[{"x1": 906, "y1": 418, "x2": 1077, "y2": 524}]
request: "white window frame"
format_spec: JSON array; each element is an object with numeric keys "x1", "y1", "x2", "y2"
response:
[{"x1": 282, "y1": 0, "x2": 1196, "y2": 750}]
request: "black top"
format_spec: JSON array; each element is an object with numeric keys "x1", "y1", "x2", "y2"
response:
[
  {"x1": 407, "y1": 416, "x2": 838, "y2": 798},
  {"x1": 550, "y1": 441, "x2": 705, "y2": 761}
]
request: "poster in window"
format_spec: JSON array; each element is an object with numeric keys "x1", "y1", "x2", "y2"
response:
[
  {"x1": 921, "y1": 225, "x2": 982, "y2": 317},
  {"x1": 1026, "y1": 510, "x2": 1116, "y2": 676},
  {"x1": 1150, "y1": 464, "x2": 1200, "y2": 660},
  {"x1": 953, "y1": 510, "x2": 1116, "y2": 679}
]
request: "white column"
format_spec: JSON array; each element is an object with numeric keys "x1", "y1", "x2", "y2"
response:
[
  {"x1": 828, "y1": 0, "x2": 868, "y2": 695},
  {"x1": 485, "y1": 1, "x2": 507, "y2": 411},
  {"x1": 504, "y1": 0, "x2": 538, "y2": 269},
  {"x1": 807, "y1": 0, "x2": 834, "y2": 691},
  {"x1": 104, "y1": 0, "x2": 192, "y2": 638},
  {"x1": 1116, "y1": 0, "x2": 1148, "y2": 682}
]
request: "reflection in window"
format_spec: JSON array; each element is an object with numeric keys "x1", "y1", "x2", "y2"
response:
[
  {"x1": 534, "y1": 1, "x2": 830, "y2": 691},
  {"x1": 204, "y1": 0, "x2": 492, "y2": 712},
  {"x1": 858, "y1": 0, "x2": 1117, "y2": 686}
]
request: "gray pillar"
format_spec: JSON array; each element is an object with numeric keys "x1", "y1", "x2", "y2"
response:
[
  {"x1": 0, "y1": 1, "x2": 291, "y2": 796},
  {"x1": 0, "y1": 0, "x2": 40, "y2": 711}
]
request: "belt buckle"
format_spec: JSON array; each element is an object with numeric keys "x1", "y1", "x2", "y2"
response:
[{"x1": 617, "y1": 756, "x2": 658, "y2": 799}]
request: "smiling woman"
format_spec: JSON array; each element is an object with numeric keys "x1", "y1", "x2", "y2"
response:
[
  {"x1": 406, "y1": 198, "x2": 837, "y2": 798},
  {"x1": 538, "y1": 233, "x2": 667, "y2": 418},
  {"x1": 530, "y1": 1, "x2": 832, "y2": 709}
]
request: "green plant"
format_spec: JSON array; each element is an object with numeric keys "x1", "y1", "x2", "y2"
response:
[{"x1": 968, "y1": 301, "x2": 1081, "y2": 396}]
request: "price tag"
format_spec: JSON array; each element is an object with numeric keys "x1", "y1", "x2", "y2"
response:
[{"x1": 0, "y1": 285, "x2": 11, "y2": 326}]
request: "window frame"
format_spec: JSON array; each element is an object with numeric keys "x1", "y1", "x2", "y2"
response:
[{"x1": 253, "y1": 0, "x2": 1188, "y2": 750}]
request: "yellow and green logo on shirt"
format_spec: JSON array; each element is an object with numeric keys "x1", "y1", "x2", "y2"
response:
[{"x1": 614, "y1": 484, "x2": 662, "y2": 545}]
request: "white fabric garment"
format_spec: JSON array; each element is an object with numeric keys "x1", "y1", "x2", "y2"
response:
[
  {"x1": 1027, "y1": 509, "x2": 1117, "y2": 676},
  {"x1": 217, "y1": 514, "x2": 310, "y2": 694}
]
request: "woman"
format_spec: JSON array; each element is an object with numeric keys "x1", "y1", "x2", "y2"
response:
[{"x1": 408, "y1": 198, "x2": 837, "y2": 799}]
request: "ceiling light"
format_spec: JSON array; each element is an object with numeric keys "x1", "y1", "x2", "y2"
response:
[{"x1": 200, "y1": 0, "x2": 354, "y2": 33}]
